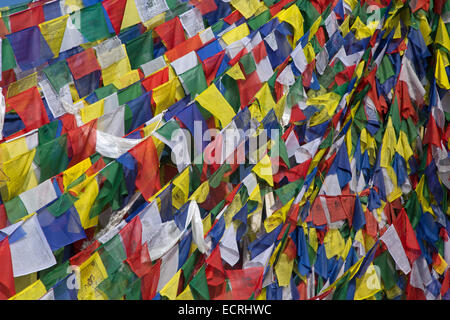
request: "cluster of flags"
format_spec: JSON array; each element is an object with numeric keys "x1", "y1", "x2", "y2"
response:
[{"x1": 0, "y1": 0, "x2": 448, "y2": 300}]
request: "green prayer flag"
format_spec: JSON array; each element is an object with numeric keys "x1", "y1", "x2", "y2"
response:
[
  {"x1": 34, "y1": 135, "x2": 69, "y2": 183},
  {"x1": 4, "y1": 196, "x2": 28, "y2": 223},
  {"x1": 189, "y1": 265, "x2": 210, "y2": 300},
  {"x1": 43, "y1": 60, "x2": 72, "y2": 94},
  {"x1": 74, "y1": 3, "x2": 111, "y2": 42},
  {"x1": 179, "y1": 64, "x2": 208, "y2": 98},
  {"x1": 126, "y1": 31, "x2": 154, "y2": 70},
  {"x1": 2, "y1": 37, "x2": 17, "y2": 71}
]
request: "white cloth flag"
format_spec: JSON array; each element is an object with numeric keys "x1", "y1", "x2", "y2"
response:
[
  {"x1": 380, "y1": 224, "x2": 411, "y2": 275},
  {"x1": 186, "y1": 200, "x2": 210, "y2": 254},
  {"x1": 39, "y1": 79, "x2": 67, "y2": 118},
  {"x1": 94, "y1": 37, "x2": 126, "y2": 69},
  {"x1": 147, "y1": 220, "x2": 182, "y2": 260},
  {"x1": 140, "y1": 201, "x2": 162, "y2": 244},
  {"x1": 97, "y1": 106, "x2": 125, "y2": 137},
  {"x1": 291, "y1": 44, "x2": 308, "y2": 73},
  {"x1": 135, "y1": 0, "x2": 169, "y2": 23},
  {"x1": 141, "y1": 55, "x2": 167, "y2": 77},
  {"x1": 399, "y1": 57, "x2": 426, "y2": 105},
  {"x1": 9, "y1": 214, "x2": 57, "y2": 277},
  {"x1": 39, "y1": 288, "x2": 55, "y2": 300},
  {"x1": 170, "y1": 51, "x2": 198, "y2": 75},
  {"x1": 219, "y1": 224, "x2": 240, "y2": 267},
  {"x1": 243, "y1": 243, "x2": 274, "y2": 269},
  {"x1": 59, "y1": 17, "x2": 85, "y2": 53},
  {"x1": 295, "y1": 137, "x2": 321, "y2": 163},
  {"x1": 156, "y1": 244, "x2": 179, "y2": 291},
  {"x1": 95, "y1": 130, "x2": 142, "y2": 159},
  {"x1": 19, "y1": 179, "x2": 58, "y2": 214},
  {"x1": 179, "y1": 7, "x2": 205, "y2": 38}
]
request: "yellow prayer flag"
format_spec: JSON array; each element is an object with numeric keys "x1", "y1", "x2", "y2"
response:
[
  {"x1": 351, "y1": 17, "x2": 374, "y2": 40},
  {"x1": 416, "y1": 175, "x2": 433, "y2": 215},
  {"x1": 230, "y1": 0, "x2": 262, "y2": 19},
  {"x1": 189, "y1": 181, "x2": 210, "y2": 204},
  {"x1": 380, "y1": 117, "x2": 397, "y2": 168},
  {"x1": 63, "y1": 157, "x2": 92, "y2": 190},
  {"x1": 39, "y1": 15, "x2": 69, "y2": 57},
  {"x1": 160, "y1": 270, "x2": 182, "y2": 300},
  {"x1": 0, "y1": 136, "x2": 30, "y2": 164},
  {"x1": 274, "y1": 4, "x2": 304, "y2": 45},
  {"x1": 340, "y1": 15, "x2": 351, "y2": 37},
  {"x1": 264, "y1": 198, "x2": 294, "y2": 233},
  {"x1": 195, "y1": 83, "x2": 236, "y2": 128},
  {"x1": 112, "y1": 70, "x2": 141, "y2": 90},
  {"x1": 303, "y1": 43, "x2": 316, "y2": 64},
  {"x1": 70, "y1": 174, "x2": 100, "y2": 229},
  {"x1": 7, "y1": 73, "x2": 38, "y2": 98},
  {"x1": 435, "y1": 18, "x2": 450, "y2": 52},
  {"x1": 395, "y1": 131, "x2": 414, "y2": 162},
  {"x1": 101, "y1": 56, "x2": 132, "y2": 87},
  {"x1": 435, "y1": 49, "x2": 450, "y2": 90},
  {"x1": 226, "y1": 62, "x2": 246, "y2": 80},
  {"x1": 80, "y1": 99, "x2": 104, "y2": 124},
  {"x1": 254, "y1": 83, "x2": 276, "y2": 118},
  {"x1": 120, "y1": 0, "x2": 142, "y2": 30},
  {"x1": 256, "y1": 287, "x2": 266, "y2": 300},
  {"x1": 176, "y1": 285, "x2": 194, "y2": 300},
  {"x1": 202, "y1": 213, "x2": 211, "y2": 236},
  {"x1": 274, "y1": 253, "x2": 294, "y2": 287},
  {"x1": 252, "y1": 154, "x2": 273, "y2": 187},
  {"x1": 172, "y1": 168, "x2": 190, "y2": 209},
  {"x1": 143, "y1": 12, "x2": 166, "y2": 30},
  {"x1": 354, "y1": 264, "x2": 381, "y2": 300},
  {"x1": 306, "y1": 92, "x2": 341, "y2": 117},
  {"x1": 64, "y1": 0, "x2": 83, "y2": 12},
  {"x1": 417, "y1": 12, "x2": 432, "y2": 45},
  {"x1": 324, "y1": 229, "x2": 346, "y2": 259},
  {"x1": 222, "y1": 22, "x2": 250, "y2": 45},
  {"x1": 154, "y1": 78, "x2": 185, "y2": 116},
  {"x1": 0, "y1": 149, "x2": 37, "y2": 201},
  {"x1": 308, "y1": 16, "x2": 322, "y2": 42},
  {"x1": 77, "y1": 252, "x2": 108, "y2": 300},
  {"x1": 9, "y1": 280, "x2": 47, "y2": 300},
  {"x1": 433, "y1": 253, "x2": 448, "y2": 275}
]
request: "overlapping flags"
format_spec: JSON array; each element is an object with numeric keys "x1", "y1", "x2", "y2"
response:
[{"x1": 0, "y1": 0, "x2": 449, "y2": 301}]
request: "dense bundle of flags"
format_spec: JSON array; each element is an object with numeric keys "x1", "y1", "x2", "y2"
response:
[{"x1": 0, "y1": 0, "x2": 448, "y2": 300}]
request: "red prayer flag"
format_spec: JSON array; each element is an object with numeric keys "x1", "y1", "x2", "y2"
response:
[
  {"x1": 69, "y1": 240, "x2": 101, "y2": 266},
  {"x1": 189, "y1": 0, "x2": 217, "y2": 15},
  {"x1": 119, "y1": 216, "x2": 143, "y2": 258},
  {"x1": 102, "y1": 0, "x2": 127, "y2": 35},
  {"x1": 142, "y1": 67, "x2": 169, "y2": 92},
  {"x1": 324, "y1": 196, "x2": 348, "y2": 223},
  {"x1": 126, "y1": 242, "x2": 152, "y2": 278},
  {"x1": 5, "y1": 86, "x2": 49, "y2": 132},
  {"x1": 224, "y1": 267, "x2": 264, "y2": 300},
  {"x1": 165, "y1": 34, "x2": 203, "y2": 62},
  {"x1": 422, "y1": 114, "x2": 442, "y2": 148},
  {"x1": 66, "y1": 48, "x2": 101, "y2": 80},
  {"x1": 129, "y1": 137, "x2": 161, "y2": 200},
  {"x1": 10, "y1": 6, "x2": 44, "y2": 33},
  {"x1": 0, "y1": 238, "x2": 15, "y2": 300},
  {"x1": 141, "y1": 258, "x2": 161, "y2": 300},
  {"x1": 67, "y1": 120, "x2": 97, "y2": 167},
  {"x1": 310, "y1": 197, "x2": 327, "y2": 226},
  {"x1": 237, "y1": 70, "x2": 262, "y2": 109},
  {"x1": 202, "y1": 50, "x2": 225, "y2": 85},
  {"x1": 393, "y1": 208, "x2": 421, "y2": 265},
  {"x1": 154, "y1": 17, "x2": 186, "y2": 50}
]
